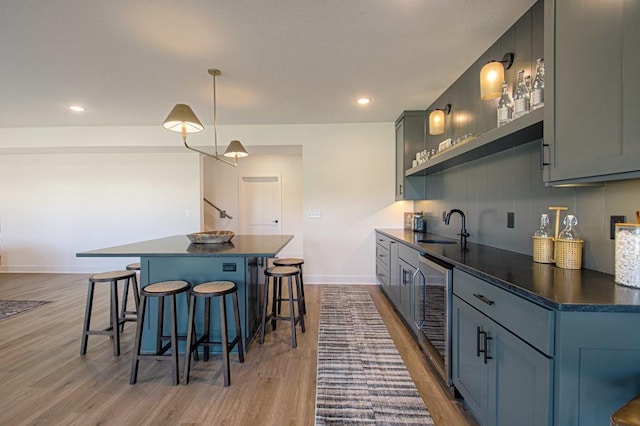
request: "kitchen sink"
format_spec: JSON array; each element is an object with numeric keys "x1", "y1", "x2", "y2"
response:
[{"x1": 418, "y1": 239, "x2": 457, "y2": 244}]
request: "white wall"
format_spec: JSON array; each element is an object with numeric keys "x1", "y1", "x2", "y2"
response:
[
  {"x1": 0, "y1": 123, "x2": 412, "y2": 282},
  {"x1": 202, "y1": 150, "x2": 304, "y2": 258}
]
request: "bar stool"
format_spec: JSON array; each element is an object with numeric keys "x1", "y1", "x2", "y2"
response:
[
  {"x1": 611, "y1": 395, "x2": 640, "y2": 425},
  {"x1": 183, "y1": 281, "x2": 244, "y2": 386},
  {"x1": 130, "y1": 280, "x2": 190, "y2": 385},
  {"x1": 273, "y1": 258, "x2": 306, "y2": 315},
  {"x1": 80, "y1": 270, "x2": 138, "y2": 357},
  {"x1": 260, "y1": 266, "x2": 305, "y2": 348},
  {"x1": 120, "y1": 262, "x2": 141, "y2": 330}
]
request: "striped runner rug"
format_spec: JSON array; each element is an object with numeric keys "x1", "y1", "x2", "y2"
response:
[{"x1": 315, "y1": 286, "x2": 434, "y2": 425}]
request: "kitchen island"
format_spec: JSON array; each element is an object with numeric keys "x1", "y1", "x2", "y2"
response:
[{"x1": 77, "y1": 234, "x2": 293, "y2": 354}]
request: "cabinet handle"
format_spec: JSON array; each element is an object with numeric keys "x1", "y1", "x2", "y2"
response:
[
  {"x1": 477, "y1": 328, "x2": 493, "y2": 364},
  {"x1": 399, "y1": 184, "x2": 403, "y2": 195},
  {"x1": 473, "y1": 293, "x2": 495, "y2": 306},
  {"x1": 483, "y1": 334, "x2": 493, "y2": 364},
  {"x1": 540, "y1": 140, "x2": 550, "y2": 170}
]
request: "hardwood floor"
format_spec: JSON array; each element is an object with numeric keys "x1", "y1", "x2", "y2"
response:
[{"x1": 0, "y1": 273, "x2": 474, "y2": 425}]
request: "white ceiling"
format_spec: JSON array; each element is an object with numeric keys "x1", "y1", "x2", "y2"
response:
[{"x1": 0, "y1": 0, "x2": 536, "y2": 128}]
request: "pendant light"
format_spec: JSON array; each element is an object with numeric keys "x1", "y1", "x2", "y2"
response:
[{"x1": 162, "y1": 68, "x2": 248, "y2": 167}]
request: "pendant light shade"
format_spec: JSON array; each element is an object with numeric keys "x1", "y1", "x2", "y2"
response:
[
  {"x1": 429, "y1": 104, "x2": 451, "y2": 135},
  {"x1": 162, "y1": 68, "x2": 248, "y2": 167},
  {"x1": 162, "y1": 104, "x2": 204, "y2": 134},
  {"x1": 224, "y1": 140, "x2": 249, "y2": 158},
  {"x1": 480, "y1": 53, "x2": 514, "y2": 100},
  {"x1": 480, "y1": 62, "x2": 504, "y2": 100}
]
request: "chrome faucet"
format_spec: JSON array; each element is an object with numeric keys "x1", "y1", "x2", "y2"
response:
[{"x1": 444, "y1": 209, "x2": 470, "y2": 249}]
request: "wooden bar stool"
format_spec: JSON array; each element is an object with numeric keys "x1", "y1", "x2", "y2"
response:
[
  {"x1": 273, "y1": 258, "x2": 306, "y2": 315},
  {"x1": 130, "y1": 280, "x2": 190, "y2": 385},
  {"x1": 183, "y1": 281, "x2": 244, "y2": 386},
  {"x1": 80, "y1": 270, "x2": 138, "y2": 357},
  {"x1": 260, "y1": 266, "x2": 305, "y2": 348}
]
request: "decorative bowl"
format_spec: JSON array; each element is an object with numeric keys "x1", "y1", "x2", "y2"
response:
[{"x1": 186, "y1": 230, "x2": 235, "y2": 244}]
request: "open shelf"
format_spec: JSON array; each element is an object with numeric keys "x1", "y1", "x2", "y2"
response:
[{"x1": 406, "y1": 107, "x2": 543, "y2": 177}]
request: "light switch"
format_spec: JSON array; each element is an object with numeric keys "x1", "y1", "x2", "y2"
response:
[{"x1": 307, "y1": 210, "x2": 321, "y2": 219}]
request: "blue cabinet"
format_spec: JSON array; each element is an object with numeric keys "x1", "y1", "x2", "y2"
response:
[{"x1": 452, "y1": 269, "x2": 553, "y2": 426}]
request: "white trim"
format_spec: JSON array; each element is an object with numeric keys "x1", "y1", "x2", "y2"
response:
[{"x1": 303, "y1": 275, "x2": 377, "y2": 285}]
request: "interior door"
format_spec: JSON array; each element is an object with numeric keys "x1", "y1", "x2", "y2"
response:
[{"x1": 239, "y1": 175, "x2": 282, "y2": 235}]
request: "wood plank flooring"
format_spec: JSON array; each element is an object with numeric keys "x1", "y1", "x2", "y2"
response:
[{"x1": 0, "y1": 273, "x2": 475, "y2": 425}]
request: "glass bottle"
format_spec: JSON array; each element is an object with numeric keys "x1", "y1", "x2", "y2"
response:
[
  {"x1": 531, "y1": 58, "x2": 545, "y2": 110},
  {"x1": 533, "y1": 214, "x2": 552, "y2": 237},
  {"x1": 513, "y1": 70, "x2": 530, "y2": 119},
  {"x1": 558, "y1": 215, "x2": 579, "y2": 240},
  {"x1": 497, "y1": 81, "x2": 513, "y2": 127}
]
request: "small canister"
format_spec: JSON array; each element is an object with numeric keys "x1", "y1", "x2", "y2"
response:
[{"x1": 615, "y1": 223, "x2": 640, "y2": 288}]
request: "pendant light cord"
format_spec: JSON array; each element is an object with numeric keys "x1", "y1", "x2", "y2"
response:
[{"x1": 212, "y1": 71, "x2": 219, "y2": 155}]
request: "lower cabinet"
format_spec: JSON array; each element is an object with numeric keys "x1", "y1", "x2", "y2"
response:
[
  {"x1": 398, "y1": 258, "x2": 416, "y2": 324},
  {"x1": 452, "y1": 296, "x2": 552, "y2": 426}
]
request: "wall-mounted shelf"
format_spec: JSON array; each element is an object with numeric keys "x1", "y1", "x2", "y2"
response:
[{"x1": 406, "y1": 107, "x2": 543, "y2": 177}]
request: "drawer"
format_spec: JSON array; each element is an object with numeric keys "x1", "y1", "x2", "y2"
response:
[
  {"x1": 375, "y1": 233, "x2": 392, "y2": 250},
  {"x1": 453, "y1": 269, "x2": 554, "y2": 356},
  {"x1": 376, "y1": 243, "x2": 390, "y2": 266},
  {"x1": 376, "y1": 259, "x2": 389, "y2": 285},
  {"x1": 398, "y1": 242, "x2": 420, "y2": 267}
]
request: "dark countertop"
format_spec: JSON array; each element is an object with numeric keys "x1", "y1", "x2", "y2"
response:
[
  {"x1": 376, "y1": 229, "x2": 640, "y2": 313},
  {"x1": 77, "y1": 234, "x2": 294, "y2": 258}
]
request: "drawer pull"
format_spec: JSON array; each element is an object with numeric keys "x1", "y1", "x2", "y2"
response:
[{"x1": 473, "y1": 293, "x2": 495, "y2": 306}]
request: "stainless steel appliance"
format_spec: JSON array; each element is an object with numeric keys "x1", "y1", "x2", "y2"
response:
[
  {"x1": 412, "y1": 212, "x2": 425, "y2": 232},
  {"x1": 414, "y1": 254, "x2": 453, "y2": 385}
]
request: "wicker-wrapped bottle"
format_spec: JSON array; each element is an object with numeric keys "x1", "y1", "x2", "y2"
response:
[
  {"x1": 532, "y1": 214, "x2": 554, "y2": 263},
  {"x1": 554, "y1": 215, "x2": 584, "y2": 269}
]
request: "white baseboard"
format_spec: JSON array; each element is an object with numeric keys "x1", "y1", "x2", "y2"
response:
[{"x1": 303, "y1": 275, "x2": 377, "y2": 285}]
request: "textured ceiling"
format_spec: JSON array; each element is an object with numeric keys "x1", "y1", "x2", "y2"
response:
[{"x1": 0, "y1": 0, "x2": 536, "y2": 128}]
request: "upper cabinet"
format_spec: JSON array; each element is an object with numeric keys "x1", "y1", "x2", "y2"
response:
[
  {"x1": 406, "y1": 1, "x2": 544, "y2": 179},
  {"x1": 543, "y1": 0, "x2": 640, "y2": 185},
  {"x1": 396, "y1": 111, "x2": 426, "y2": 200}
]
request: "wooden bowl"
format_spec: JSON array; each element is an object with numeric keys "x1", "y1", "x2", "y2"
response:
[{"x1": 186, "y1": 230, "x2": 235, "y2": 244}]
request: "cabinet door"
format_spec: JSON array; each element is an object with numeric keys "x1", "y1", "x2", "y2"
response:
[
  {"x1": 452, "y1": 296, "x2": 490, "y2": 424},
  {"x1": 488, "y1": 324, "x2": 553, "y2": 426},
  {"x1": 545, "y1": 0, "x2": 640, "y2": 184},
  {"x1": 453, "y1": 295, "x2": 553, "y2": 426},
  {"x1": 395, "y1": 111, "x2": 426, "y2": 200},
  {"x1": 398, "y1": 259, "x2": 415, "y2": 324}
]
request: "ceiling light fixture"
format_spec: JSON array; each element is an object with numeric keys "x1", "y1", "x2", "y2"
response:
[
  {"x1": 429, "y1": 104, "x2": 451, "y2": 135},
  {"x1": 480, "y1": 53, "x2": 514, "y2": 100},
  {"x1": 69, "y1": 105, "x2": 86, "y2": 112},
  {"x1": 357, "y1": 97, "x2": 371, "y2": 105},
  {"x1": 162, "y1": 68, "x2": 248, "y2": 167}
]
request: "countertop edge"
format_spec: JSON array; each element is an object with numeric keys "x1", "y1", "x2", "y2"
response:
[{"x1": 375, "y1": 229, "x2": 640, "y2": 313}]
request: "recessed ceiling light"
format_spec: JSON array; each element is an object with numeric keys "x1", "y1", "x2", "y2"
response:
[
  {"x1": 69, "y1": 105, "x2": 86, "y2": 112},
  {"x1": 356, "y1": 97, "x2": 371, "y2": 105}
]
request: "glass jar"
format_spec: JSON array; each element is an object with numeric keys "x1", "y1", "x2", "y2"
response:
[
  {"x1": 615, "y1": 223, "x2": 640, "y2": 288},
  {"x1": 558, "y1": 215, "x2": 579, "y2": 240},
  {"x1": 497, "y1": 81, "x2": 513, "y2": 127},
  {"x1": 534, "y1": 214, "x2": 552, "y2": 237},
  {"x1": 531, "y1": 58, "x2": 545, "y2": 110}
]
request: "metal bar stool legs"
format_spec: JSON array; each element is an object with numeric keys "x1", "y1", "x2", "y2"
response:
[
  {"x1": 130, "y1": 280, "x2": 190, "y2": 386},
  {"x1": 260, "y1": 266, "x2": 305, "y2": 348},
  {"x1": 80, "y1": 270, "x2": 138, "y2": 357},
  {"x1": 183, "y1": 281, "x2": 244, "y2": 387},
  {"x1": 273, "y1": 258, "x2": 306, "y2": 315},
  {"x1": 120, "y1": 262, "x2": 141, "y2": 331}
]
